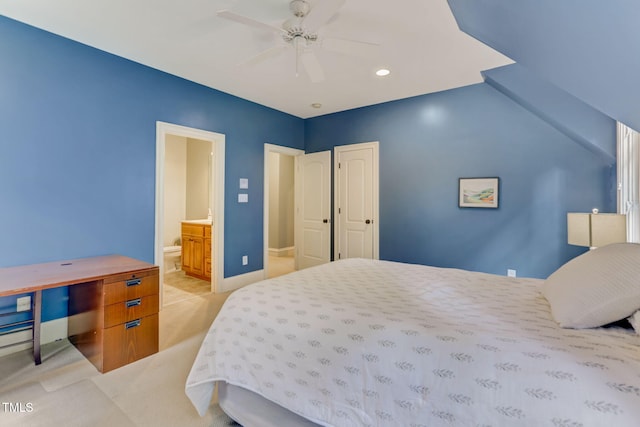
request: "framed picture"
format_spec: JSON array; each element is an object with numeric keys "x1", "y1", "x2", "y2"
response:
[{"x1": 458, "y1": 177, "x2": 499, "y2": 208}]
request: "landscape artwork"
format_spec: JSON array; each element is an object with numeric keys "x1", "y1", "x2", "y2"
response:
[{"x1": 459, "y1": 177, "x2": 499, "y2": 208}]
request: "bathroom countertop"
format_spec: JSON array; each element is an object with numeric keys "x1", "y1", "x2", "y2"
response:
[{"x1": 182, "y1": 219, "x2": 212, "y2": 225}]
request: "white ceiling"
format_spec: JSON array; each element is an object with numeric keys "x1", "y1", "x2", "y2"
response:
[{"x1": 0, "y1": 0, "x2": 512, "y2": 118}]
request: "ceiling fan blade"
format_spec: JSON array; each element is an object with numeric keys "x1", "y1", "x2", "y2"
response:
[
  {"x1": 301, "y1": 0, "x2": 346, "y2": 33},
  {"x1": 300, "y1": 50, "x2": 325, "y2": 83},
  {"x1": 322, "y1": 37, "x2": 380, "y2": 58},
  {"x1": 217, "y1": 9, "x2": 285, "y2": 35},
  {"x1": 238, "y1": 45, "x2": 288, "y2": 67}
]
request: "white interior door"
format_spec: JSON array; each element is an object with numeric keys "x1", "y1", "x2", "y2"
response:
[
  {"x1": 295, "y1": 151, "x2": 331, "y2": 269},
  {"x1": 335, "y1": 142, "x2": 379, "y2": 260}
]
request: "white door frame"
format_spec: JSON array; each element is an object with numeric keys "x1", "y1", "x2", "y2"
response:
[
  {"x1": 155, "y1": 121, "x2": 226, "y2": 302},
  {"x1": 263, "y1": 143, "x2": 304, "y2": 279},
  {"x1": 334, "y1": 141, "x2": 380, "y2": 260}
]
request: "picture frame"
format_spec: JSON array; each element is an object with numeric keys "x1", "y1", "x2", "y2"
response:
[{"x1": 458, "y1": 177, "x2": 499, "y2": 208}]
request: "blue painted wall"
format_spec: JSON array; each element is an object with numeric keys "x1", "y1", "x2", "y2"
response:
[
  {"x1": 448, "y1": 0, "x2": 640, "y2": 132},
  {"x1": 483, "y1": 64, "x2": 617, "y2": 164},
  {"x1": 305, "y1": 84, "x2": 615, "y2": 278},
  {"x1": 0, "y1": 17, "x2": 304, "y2": 321}
]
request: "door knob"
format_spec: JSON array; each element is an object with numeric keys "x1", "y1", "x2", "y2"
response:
[
  {"x1": 323, "y1": 219, "x2": 328, "y2": 223},
  {"x1": 365, "y1": 219, "x2": 371, "y2": 224}
]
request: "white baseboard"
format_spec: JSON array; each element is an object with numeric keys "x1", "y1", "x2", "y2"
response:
[
  {"x1": 220, "y1": 269, "x2": 264, "y2": 293},
  {"x1": 0, "y1": 318, "x2": 68, "y2": 358},
  {"x1": 268, "y1": 246, "x2": 295, "y2": 257},
  {"x1": 42, "y1": 318, "x2": 68, "y2": 344}
]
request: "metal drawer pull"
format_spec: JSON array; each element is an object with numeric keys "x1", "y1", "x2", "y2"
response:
[
  {"x1": 126, "y1": 278, "x2": 141, "y2": 287},
  {"x1": 126, "y1": 298, "x2": 142, "y2": 308},
  {"x1": 125, "y1": 319, "x2": 141, "y2": 329}
]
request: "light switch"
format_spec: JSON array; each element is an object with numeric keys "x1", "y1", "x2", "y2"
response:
[
  {"x1": 239, "y1": 178, "x2": 249, "y2": 189},
  {"x1": 238, "y1": 193, "x2": 248, "y2": 203}
]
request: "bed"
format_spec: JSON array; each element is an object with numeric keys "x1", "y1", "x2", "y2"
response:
[{"x1": 186, "y1": 246, "x2": 640, "y2": 426}]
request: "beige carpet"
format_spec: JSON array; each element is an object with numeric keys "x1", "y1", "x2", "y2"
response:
[
  {"x1": 267, "y1": 255, "x2": 295, "y2": 279},
  {"x1": 163, "y1": 270, "x2": 211, "y2": 306},
  {"x1": 0, "y1": 290, "x2": 233, "y2": 427}
]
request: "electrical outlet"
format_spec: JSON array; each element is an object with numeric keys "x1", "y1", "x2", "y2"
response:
[
  {"x1": 242, "y1": 255, "x2": 248, "y2": 266},
  {"x1": 17, "y1": 296, "x2": 31, "y2": 312},
  {"x1": 507, "y1": 269, "x2": 517, "y2": 278}
]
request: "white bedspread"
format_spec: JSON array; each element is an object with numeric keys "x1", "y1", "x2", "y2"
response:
[{"x1": 186, "y1": 258, "x2": 640, "y2": 426}]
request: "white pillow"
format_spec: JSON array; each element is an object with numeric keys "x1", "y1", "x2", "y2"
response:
[{"x1": 541, "y1": 243, "x2": 640, "y2": 328}]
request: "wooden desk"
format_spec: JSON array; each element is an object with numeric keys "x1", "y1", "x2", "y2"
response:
[{"x1": 0, "y1": 255, "x2": 159, "y2": 372}]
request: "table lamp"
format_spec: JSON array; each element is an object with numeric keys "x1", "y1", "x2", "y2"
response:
[{"x1": 567, "y1": 209, "x2": 627, "y2": 249}]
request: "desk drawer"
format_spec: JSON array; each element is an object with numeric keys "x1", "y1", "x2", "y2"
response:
[
  {"x1": 103, "y1": 272, "x2": 158, "y2": 306},
  {"x1": 103, "y1": 313, "x2": 159, "y2": 373},
  {"x1": 103, "y1": 294, "x2": 159, "y2": 329}
]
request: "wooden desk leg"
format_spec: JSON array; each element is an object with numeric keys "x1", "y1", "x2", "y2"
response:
[{"x1": 33, "y1": 290, "x2": 42, "y2": 365}]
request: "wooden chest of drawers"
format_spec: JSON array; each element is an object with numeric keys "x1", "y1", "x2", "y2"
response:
[{"x1": 69, "y1": 266, "x2": 159, "y2": 373}]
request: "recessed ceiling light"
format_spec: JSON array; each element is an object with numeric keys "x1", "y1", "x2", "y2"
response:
[
  {"x1": 376, "y1": 69, "x2": 390, "y2": 77},
  {"x1": 311, "y1": 103, "x2": 322, "y2": 109}
]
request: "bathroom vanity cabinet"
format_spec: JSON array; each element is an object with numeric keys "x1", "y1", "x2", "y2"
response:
[{"x1": 181, "y1": 221, "x2": 211, "y2": 281}]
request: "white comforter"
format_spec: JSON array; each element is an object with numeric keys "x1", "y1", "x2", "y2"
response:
[{"x1": 186, "y1": 258, "x2": 640, "y2": 426}]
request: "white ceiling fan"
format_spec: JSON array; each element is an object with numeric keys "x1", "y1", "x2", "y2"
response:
[{"x1": 217, "y1": 0, "x2": 379, "y2": 83}]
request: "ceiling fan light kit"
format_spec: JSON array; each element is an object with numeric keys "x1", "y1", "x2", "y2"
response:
[{"x1": 217, "y1": 0, "x2": 378, "y2": 83}]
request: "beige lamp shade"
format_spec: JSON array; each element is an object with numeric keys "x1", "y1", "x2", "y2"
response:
[{"x1": 567, "y1": 212, "x2": 627, "y2": 247}]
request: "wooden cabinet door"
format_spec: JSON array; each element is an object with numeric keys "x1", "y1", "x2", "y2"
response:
[
  {"x1": 182, "y1": 238, "x2": 193, "y2": 271},
  {"x1": 182, "y1": 236, "x2": 203, "y2": 274},
  {"x1": 191, "y1": 237, "x2": 204, "y2": 275}
]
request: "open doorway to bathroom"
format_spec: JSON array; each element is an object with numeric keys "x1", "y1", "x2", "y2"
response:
[
  {"x1": 155, "y1": 122, "x2": 225, "y2": 308},
  {"x1": 162, "y1": 136, "x2": 211, "y2": 305},
  {"x1": 263, "y1": 144, "x2": 303, "y2": 279}
]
